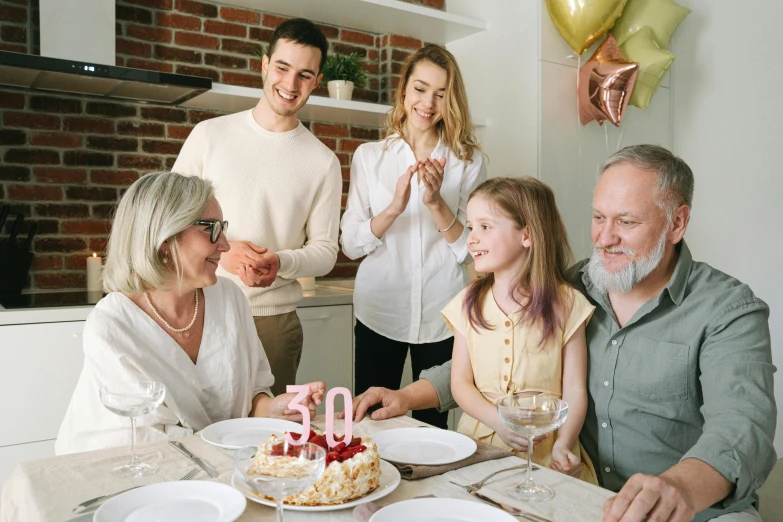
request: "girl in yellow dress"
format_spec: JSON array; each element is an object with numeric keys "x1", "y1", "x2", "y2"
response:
[{"x1": 443, "y1": 177, "x2": 597, "y2": 484}]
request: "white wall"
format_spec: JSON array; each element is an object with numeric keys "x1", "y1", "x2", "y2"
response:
[
  {"x1": 671, "y1": 1, "x2": 783, "y2": 455},
  {"x1": 446, "y1": 0, "x2": 540, "y2": 180}
]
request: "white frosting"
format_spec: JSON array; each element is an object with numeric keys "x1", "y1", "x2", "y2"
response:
[{"x1": 251, "y1": 434, "x2": 382, "y2": 506}]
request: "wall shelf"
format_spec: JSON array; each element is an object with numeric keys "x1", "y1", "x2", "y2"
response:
[
  {"x1": 180, "y1": 83, "x2": 392, "y2": 126},
  {"x1": 210, "y1": 0, "x2": 487, "y2": 44},
  {"x1": 181, "y1": 83, "x2": 486, "y2": 127}
]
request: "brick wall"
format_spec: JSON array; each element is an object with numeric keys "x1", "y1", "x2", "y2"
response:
[{"x1": 0, "y1": 0, "x2": 439, "y2": 290}]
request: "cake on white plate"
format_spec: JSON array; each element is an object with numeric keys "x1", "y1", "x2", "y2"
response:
[{"x1": 249, "y1": 429, "x2": 382, "y2": 506}]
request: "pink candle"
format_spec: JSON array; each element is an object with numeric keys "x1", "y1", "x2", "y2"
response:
[
  {"x1": 325, "y1": 387, "x2": 352, "y2": 448},
  {"x1": 284, "y1": 385, "x2": 311, "y2": 446}
]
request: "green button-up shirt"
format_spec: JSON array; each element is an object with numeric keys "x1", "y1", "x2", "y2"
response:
[
  {"x1": 422, "y1": 241, "x2": 777, "y2": 521},
  {"x1": 573, "y1": 241, "x2": 776, "y2": 521}
]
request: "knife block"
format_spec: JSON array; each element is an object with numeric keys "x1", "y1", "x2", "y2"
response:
[{"x1": 0, "y1": 242, "x2": 34, "y2": 294}]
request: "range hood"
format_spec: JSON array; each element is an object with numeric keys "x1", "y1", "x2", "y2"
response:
[{"x1": 0, "y1": 50, "x2": 211, "y2": 105}]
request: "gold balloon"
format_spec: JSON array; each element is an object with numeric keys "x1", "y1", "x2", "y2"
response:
[
  {"x1": 545, "y1": 0, "x2": 629, "y2": 55},
  {"x1": 620, "y1": 27, "x2": 674, "y2": 109},
  {"x1": 579, "y1": 35, "x2": 639, "y2": 126},
  {"x1": 611, "y1": 0, "x2": 691, "y2": 48}
]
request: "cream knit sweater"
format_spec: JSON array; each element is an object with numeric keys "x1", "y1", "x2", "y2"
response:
[{"x1": 172, "y1": 110, "x2": 342, "y2": 316}]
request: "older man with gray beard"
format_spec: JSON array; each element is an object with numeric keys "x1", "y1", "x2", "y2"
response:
[{"x1": 345, "y1": 145, "x2": 777, "y2": 522}]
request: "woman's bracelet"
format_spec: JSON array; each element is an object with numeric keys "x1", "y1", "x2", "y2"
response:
[{"x1": 437, "y1": 214, "x2": 458, "y2": 233}]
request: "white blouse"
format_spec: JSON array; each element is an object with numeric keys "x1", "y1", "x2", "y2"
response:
[
  {"x1": 55, "y1": 277, "x2": 274, "y2": 455},
  {"x1": 340, "y1": 135, "x2": 486, "y2": 344}
]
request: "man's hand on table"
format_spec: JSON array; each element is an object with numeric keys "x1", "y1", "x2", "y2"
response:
[
  {"x1": 339, "y1": 387, "x2": 410, "y2": 422},
  {"x1": 603, "y1": 473, "x2": 695, "y2": 522}
]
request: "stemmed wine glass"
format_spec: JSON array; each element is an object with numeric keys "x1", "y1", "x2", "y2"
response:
[
  {"x1": 234, "y1": 440, "x2": 326, "y2": 522},
  {"x1": 99, "y1": 381, "x2": 166, "y2": 478},
  {"x1": 496, "y1": 392, "x2": 569, "y2": 502}
]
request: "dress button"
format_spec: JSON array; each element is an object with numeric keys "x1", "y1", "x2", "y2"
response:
[
  {"x1": 504, "y1": 339, "x2": 510, "y2": 345},
  {"x1": 505, "y1": 321, "x2": 511, "y2": 327},
  {"x1": 601, "y1": 422, "x2": 607, "y2": 428},
  {"x1": 504, "y1": 357, "x2": 510, "y2": 363},
  {"x1": 603, "y1": 381, "x2": 609, "y2": 387},
  {"x1": 503, "y1": 375, "x2": 509, "y2": 381},
  {"x1": 611, "y1": 340, "x2": 617, "y2": 346},
  {"x1": 605, "y1": 467, "x2": 611, "y2": 473}
]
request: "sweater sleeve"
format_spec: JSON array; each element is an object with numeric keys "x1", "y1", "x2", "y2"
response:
[
  {"x1": 340, "y1": 145, "x2": 383, "y2": 260},
  {"x1": 276, "y1": 154, "x2": 341, "y2": 279},
  {"x1": 171, "y1": 121, "x2": 208, "y2": 178}
]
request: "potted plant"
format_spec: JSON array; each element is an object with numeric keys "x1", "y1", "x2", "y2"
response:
[{"x1": 320, "y1": 52, "x2": 368, "y2": 101}]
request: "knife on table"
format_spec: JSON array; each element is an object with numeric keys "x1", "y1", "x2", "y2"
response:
[
  {"x1": 7, "y1": 214, "x2": 23, "y2": 245},
  {"x1": 169, "y1": 440, "x2": 219, "y2": 478},
  {"x1": 469, "y1": 489, "x2": 552, "y2": 522}
]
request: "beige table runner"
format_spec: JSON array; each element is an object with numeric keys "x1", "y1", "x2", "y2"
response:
[{"x1": 1, "y1": 415, "x2": 613, "y2": 522}]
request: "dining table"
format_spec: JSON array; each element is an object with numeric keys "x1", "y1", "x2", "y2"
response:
[{"x1": 0, "y1": 414, "x2": 614, "y2": 522}]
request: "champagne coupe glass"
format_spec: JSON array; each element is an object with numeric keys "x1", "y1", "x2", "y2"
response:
[
  {"x1": 235, "y1": 441, "x2": 326, "y2": 522},
  {"x1": 99, "y1": 381, "x2": 166, "y2": 478},
  {"x1": 496, "y1": 392, "x2": 569, "y2": 502}
]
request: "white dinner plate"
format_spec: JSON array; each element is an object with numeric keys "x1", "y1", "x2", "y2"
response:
[
  {"x1": 231, "y1": 459, "x2": 401, "y2": 512},
  {"x1": 201, "y1": 418, "x2": 303, "y2": 450},
  {"x1": 371, "y1": 428, "x2": 477, "y2": 465},
  {"x1": 94, "y1": 481, "x2": 246, "y2": 522},
  {"x1": 369, "y1": 498, "x2": 517, "y2": 522}
]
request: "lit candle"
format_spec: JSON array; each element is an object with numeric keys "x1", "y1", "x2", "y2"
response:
[{"x1": 86, "y1": 252, "x2": 103, "y2": 292}]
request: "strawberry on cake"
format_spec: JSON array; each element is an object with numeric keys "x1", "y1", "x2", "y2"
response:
[{"x1": 250, "y1": 429, "x2": 382, "y2": 506}]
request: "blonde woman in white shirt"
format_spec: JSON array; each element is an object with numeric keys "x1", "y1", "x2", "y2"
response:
[
  {"x1": 56, "y1": 172, "x2": 324, "y2": 454},
  {"x1": 341, "y1": 45, "x2": 486, "y2": 428}
]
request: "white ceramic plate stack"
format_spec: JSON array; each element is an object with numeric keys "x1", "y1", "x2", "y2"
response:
[
  {"x1": 94, "y1": 481, "x2": 246, "y2": 522},
  {"x1": 372, "y1": 428, "x2": 477, "y2": 465},
  {"x1": 201, "y1": 418, "x2": 303, "y2": 450},
  {"x1": 369, "y1": 498, "x2": 517, "y2": 521},
  {"x1": 232, "y1": 459, "x2": 402, "y2": 512}
]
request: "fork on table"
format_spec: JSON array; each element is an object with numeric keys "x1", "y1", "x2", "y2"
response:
[{"x1": 71, "y1": 468, "x2": 199, "y2": 514}]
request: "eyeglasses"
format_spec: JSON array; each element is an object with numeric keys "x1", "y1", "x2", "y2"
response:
[{"x1": 193, "y1": 219, "x2": 228, "y2": 243}]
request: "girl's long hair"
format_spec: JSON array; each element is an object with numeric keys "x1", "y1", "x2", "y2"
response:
[
  {"x1": 385, "y1": 44, "x2": 482, "y2": 163},
  {"x1": 464, "y1": 177, "x2": 574, "y2": 346}
]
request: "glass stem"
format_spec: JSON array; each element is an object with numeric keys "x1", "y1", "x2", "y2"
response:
[
  {"x1": 129, "y1": 416, "x2": 140, "y2": 466},
  {"x1": 525, "y1": 435, "x2": 535, "y2": 487},
  {"x1": 276, "y1": 499, "x2": 284, "y2": 522}
]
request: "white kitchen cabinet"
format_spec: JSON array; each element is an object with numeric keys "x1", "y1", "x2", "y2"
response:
[
  {"x1": 0, "y1": 321, "x2": 85, "y2": 447},
  {"x1": 0, "y1": 320, "x2": 85, "y2": 491},
  {"x1": 295, "y1": 305, "x2": 354, "y2": 414}
]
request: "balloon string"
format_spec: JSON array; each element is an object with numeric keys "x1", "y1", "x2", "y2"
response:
[
  {"x1": 616, "y1": 127, "x2": 624, "y2": 151},
  {"x1": 604, "y1": 124, "x2": 610, "y2": 155},
  {"x1": 576, "y1": 53, "x2": 583, "y2": 176}
]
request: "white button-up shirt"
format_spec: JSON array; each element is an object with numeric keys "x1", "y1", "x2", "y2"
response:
[{"x1": 340, "y1": 135, "x2": 486, "y2": 343}]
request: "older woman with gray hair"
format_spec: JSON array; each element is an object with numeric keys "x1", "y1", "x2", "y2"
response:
[{"x1": 56, "y1": 172, "x2": 324, "y2": 455}]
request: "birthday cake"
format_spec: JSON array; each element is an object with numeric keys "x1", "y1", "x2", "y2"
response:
[{"x1": 250, "y1": 429, "x2": 382, "y2": 506}]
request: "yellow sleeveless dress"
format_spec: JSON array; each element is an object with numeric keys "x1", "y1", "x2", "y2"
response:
[{"x1": 441, "y1": 285, "x2": 598, "y2": 485}]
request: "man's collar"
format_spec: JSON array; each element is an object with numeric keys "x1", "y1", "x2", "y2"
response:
[
  {"x1": 665, "y1": 240, "x2": 692, "y2": 306},
  {"x1": 579, "y1": 240, "x2": 693, "y2": 306}
]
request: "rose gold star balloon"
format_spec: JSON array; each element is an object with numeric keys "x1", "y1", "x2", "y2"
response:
[{"x1": 578, "y1": 34, "x2": 639, "y2": 126}]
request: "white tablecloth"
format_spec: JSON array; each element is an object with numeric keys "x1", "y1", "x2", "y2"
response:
[{"x1": 0, "y1": 415, "x2": 613, "y2": 521}]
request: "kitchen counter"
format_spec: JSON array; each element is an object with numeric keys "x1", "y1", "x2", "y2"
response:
[{"x1": 0, "y1": 280, "x2": 354, "y2": 326}]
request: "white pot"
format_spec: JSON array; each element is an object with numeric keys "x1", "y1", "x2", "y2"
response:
[{"x1": 327, "y1": 80, "x2": 354, "y2": 100}]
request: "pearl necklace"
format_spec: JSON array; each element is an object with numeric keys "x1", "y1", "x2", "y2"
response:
[{"x1": 145, "y1": 290, "x2": 199, "y2": 338}]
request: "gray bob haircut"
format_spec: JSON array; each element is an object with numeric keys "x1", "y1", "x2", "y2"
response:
[
  {"x1": 102, "y1": 172, "x2": 214, "y2": 294},
  {"x1": 599, "y1": 144, "x2": 694, "y2": 219}
]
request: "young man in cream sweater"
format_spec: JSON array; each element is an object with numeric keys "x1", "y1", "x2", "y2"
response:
[{"x1": 173, "y1": 19, "x2": 341, "y2": 395}]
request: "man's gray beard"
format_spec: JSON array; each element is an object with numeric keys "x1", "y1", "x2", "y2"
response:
[{"x1": 587, "y1": 229, "x2": 667, "y2": 295}]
